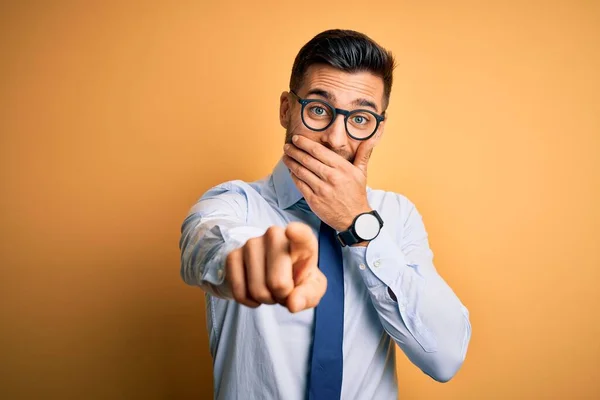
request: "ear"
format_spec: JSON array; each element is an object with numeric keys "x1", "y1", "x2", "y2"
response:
[{"x1": 279, "y1": 91, "x2": 291, "y2": 129}]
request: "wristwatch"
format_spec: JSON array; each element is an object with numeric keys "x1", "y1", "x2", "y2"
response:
[{"x1": 336, "y1": 210, "x2": 384, "y2": 247}]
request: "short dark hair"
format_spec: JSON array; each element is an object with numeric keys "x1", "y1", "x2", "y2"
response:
[{"x1": 289, "y1": 29, "x2": 396, "y2": 110}]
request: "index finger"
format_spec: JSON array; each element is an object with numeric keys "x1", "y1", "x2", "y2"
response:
[
  {"x1": 291, "y1": 135, "x2": 345, "y2": 168},
  {"x1": 264, "y1": 226, "x2": 294, "y2": 301},
  {"x1": 285, "y1": 221, "x2": 318, "y2": 264}
]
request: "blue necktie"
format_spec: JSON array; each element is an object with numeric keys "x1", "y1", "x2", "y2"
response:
[{"x1": 308, "y1": 221, "x2": 344, "y2": 400}]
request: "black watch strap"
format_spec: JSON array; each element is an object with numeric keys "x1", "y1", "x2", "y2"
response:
[
  {"x1": 336, "y1": 227, "x2": 360, "y2": 247},
  {"x1": 336, "y1": 210, "x2": 383, "y2": 247}
]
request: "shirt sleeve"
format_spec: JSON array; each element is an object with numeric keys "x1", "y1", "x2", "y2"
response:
[
  {"x1": 344, "y1": 199, "x2": 472, "y2": 383},
  {"x1": 179, "y1": 183, "x2": 266, "y2": 298}
]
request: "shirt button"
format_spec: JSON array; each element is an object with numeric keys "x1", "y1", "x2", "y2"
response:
[
  {"x1": 217, "y1": 268, "x2": 224, "y2": 280},
  {"x1": 374, "y1": 260, "x2": 381, "y2": 268},
  {"x1": 359, "y1": 263, "x2": 366, "y2": 270}
]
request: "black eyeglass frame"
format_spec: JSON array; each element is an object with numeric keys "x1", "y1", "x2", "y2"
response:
[{"x1": 290, "y1": 90, "x2": 385, "y2": 141}]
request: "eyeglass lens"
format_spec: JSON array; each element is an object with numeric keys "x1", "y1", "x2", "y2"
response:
[{"x1": 302, "y1": 100, "x2": 377, "y2": 139}]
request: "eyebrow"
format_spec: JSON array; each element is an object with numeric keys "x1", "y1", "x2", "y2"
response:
[{"x1": 305, "y1": 88, "x2": 380, "y2": 113}]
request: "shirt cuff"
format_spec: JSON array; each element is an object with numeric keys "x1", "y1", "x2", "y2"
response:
[
  {"x1": 199, "y1": 225, "x2": 250, "y2": 287},
  {"x1": 343, "y1": 225, "x2": 409, "y2": 290}
]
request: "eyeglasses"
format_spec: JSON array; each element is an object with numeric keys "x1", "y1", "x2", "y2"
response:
[{"x1": 290, "y1": 90, "x2": 385, "y2": 141}]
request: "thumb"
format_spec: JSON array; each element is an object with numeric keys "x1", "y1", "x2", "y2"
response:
[
  {"x1": 353, "y1": 131, "x2": 381, "y2": 175},
  {"x1": 286, "y1": 268, "x2": 327, "y2": 313}
]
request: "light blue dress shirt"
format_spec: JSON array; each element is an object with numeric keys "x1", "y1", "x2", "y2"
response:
[{"x1": 180, "y1": 157, "x2": 471, "y2": 400}]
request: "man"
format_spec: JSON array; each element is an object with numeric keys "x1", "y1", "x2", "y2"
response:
[{"x1": 180, "y1": 29, "x2": 471, "y2": 400}]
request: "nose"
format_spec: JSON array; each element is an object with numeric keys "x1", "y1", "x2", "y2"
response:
[{"x1": 320, "y1": 114, "x2": 347, "y2": 149}]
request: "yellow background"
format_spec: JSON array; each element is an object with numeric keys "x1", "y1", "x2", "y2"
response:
[{"x1": 1, "y1": 1, "x2": 599, "y2": 399}]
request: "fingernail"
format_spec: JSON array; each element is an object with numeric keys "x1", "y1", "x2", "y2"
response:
[
  {"x1": 290, "y1": 297, "x2": 306, "y2": 313},
  {"x1": 292, "y1": 135, "x2": 299, "y2": 143},
  {"x1": 284, "y1": 144, "x2": 290, "y2": 151}
]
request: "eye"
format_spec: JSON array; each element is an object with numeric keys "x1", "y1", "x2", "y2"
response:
[
  {"x1": 352, "y1": 115, "x2": 369, "y2": 125},
  {"x1": 309, "y1": 106, "x2": 328, "y2": 116}
]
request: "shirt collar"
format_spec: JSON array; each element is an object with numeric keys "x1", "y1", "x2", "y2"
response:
[{"x1": 272, "y1": 157, "x2": 303, "y2": 210}]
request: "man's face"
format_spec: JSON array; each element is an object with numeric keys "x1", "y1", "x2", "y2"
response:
[{"x1": 280, "y1": 64, "x2": 386, "y2": 163}]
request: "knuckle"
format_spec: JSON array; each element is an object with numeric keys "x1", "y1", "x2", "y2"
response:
[
  {"x1": 327, "y1": 171, "x2": 339, "y2": 184},
  {"x1": 245, "y1": 236, "x2": 259, "y2": 248},
  {"x1": 267, "y1": 275, "x2": 292, "y2": 294},
  {"x1": 243, "y1": 240, "x2": 261, "y2": 260},
  {"x1": 303, "y1": 192, "x2": 314, "y2": 203},
  {"x1": 265, "y1": 225, "x2": 284, "y2": 241},
  {"x1": 226, "y1": 247, "x2": 240, "y2": 261},
  {"x1": 297, "y1": 151, "x2": 307, "y2": 164},
  {"x1": 316, "y1": 184, "x2": 330, "y2": 197},
  {"x1": 292, "y1": 164, "x2": 302, "y2": 177}
]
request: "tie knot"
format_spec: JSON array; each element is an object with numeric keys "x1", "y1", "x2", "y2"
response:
[{"x1": 295, "y1": 198, "x2": 312, "y2": 213}]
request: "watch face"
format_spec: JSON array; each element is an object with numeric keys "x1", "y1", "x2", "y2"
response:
[{"x1": 355, "y1": 213, "x2": 380, "y2": 240}]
